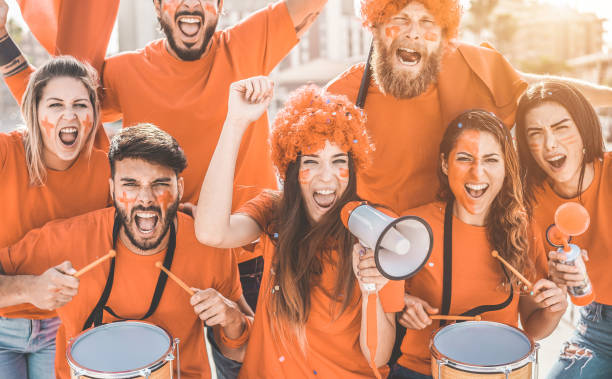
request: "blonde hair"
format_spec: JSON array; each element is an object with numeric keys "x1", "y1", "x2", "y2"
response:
[{"x1": 20, "y1": 56, "x2": 100, "y2": 185}]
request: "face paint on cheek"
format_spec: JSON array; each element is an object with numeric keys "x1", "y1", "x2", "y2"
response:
[
  {"x1": 385, "y1": 26, "x2": 400, "y2": 39},
  {"x1": 424, "y1": 31, "x2": 439, "y2": 42},
  {"x1": 448, "y1": 131, "x2": 482, "y2": 213},
  {"x1": 118, "y1": 191, "x2": 136, "y2": 210},
  {"x1": 557, "y1": 133, "x2": 582, "y2": 149},
  {"x1": 156, "y1": 190, "x2": 173, "y2": 211},
  {"x1": 162, "y1": 0, "x2": 179, "y2": 18},
  {"x1": 203, "y1": 2, "x2": 217, "y2": 15},
  {"x1": 40, "y1": 116, "x2": 56, "y2": 137},
  {"x1": 338, "y1": 168, "x2": 349, "y2": 182},
  {"x1": 80, "y1": 113, "x2": 93, "y2": 130},
  {"x1": 299, "y1": 169, "x2": 311, "y2": 184}
]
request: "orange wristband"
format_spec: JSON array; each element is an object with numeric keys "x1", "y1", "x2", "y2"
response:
[{"x1": 220, "y1": 315, "x2": 252, "y2": 349}]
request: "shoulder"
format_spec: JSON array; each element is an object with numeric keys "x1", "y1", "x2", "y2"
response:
[
  {"x1": 104, "y1": 40, "x2": 163, "y2": 70},
  {"x1": 403, "y1": 202, "x2": 445, "y2": 223},
  {"x1": 326, "y1": 62, "x2": 367, "y2": 97}
]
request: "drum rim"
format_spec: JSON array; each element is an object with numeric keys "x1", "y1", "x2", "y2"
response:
[
  {"x1": 429, "y1": 321, "x2": 536, "y2": 373},
  {"x1": 66, "y1": 320, "x2": 173, "y2": 377}
]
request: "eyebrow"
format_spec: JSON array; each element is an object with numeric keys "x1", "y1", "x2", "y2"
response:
[
  {"x1": 333, "y1": 153, "x2": 348, "y2": 158},
  {"x1": 550, "y1": 118, "x2": 571, "y2": 128},
  {"x1": 152, "y1": 178, "x2": 172, "y2": 183},
  {"x1": 45, "y1": 97, "x2": 89, "y2": 102}
]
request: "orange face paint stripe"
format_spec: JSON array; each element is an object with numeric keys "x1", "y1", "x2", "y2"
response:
[
  {"x1": 118, "y1": 191, "x2": 136, "y2": 209},
  {"x1": 203, "y1": 2, "x2": 217, "y2": 15},
  {"x1": 298, "y1": 169, "x2": 311, "y2": 184},
  {"x1": 81, "y1": 113, "x2": 93, "y2": 130},
  {"x1": 339, "y1": 168, "x2": 349, "y2": 180},
  {"x1": 385, "y1": 26, "x2": 400, "y2": 39},
  {"x1": 162, "y1": 0, "x2": 179, "y2": 17},
  {"x1": 156, "y1": 190, "x2": 173, "y2": 210},
  {"x1": 40, "y1": 117, "x2": 55, "y2": 137},
  {"x1": 424, "y1": 31, "x2": 438, "y2": 42},
  {"x1": 448, "y1": 130, "x2": 481, "y2": 213}
]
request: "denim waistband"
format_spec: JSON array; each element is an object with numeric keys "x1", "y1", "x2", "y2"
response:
[{"x1": 582, "y1": 302, "x2": 612, "y2": 323}]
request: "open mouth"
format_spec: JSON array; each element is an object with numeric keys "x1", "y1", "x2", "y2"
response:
[
  {"x1": 396, "y1": 48, "x2": 422, "y2": 66},
  {"x1": 464, "y1": 183, "x2": 489, "y2": 199},
  {"x1": 134, "y1": 212, "x2": 159, "y2": 235},
  {"x1": 546, "y1": 154, "x2": 566, "y2": 169},
  {"x1": 58, "y1": 127, "x2": 78, "y2": 147},
  {"x1": 313, "y1": 189, "x2": 336, "y2": 209},
  {"x1": 177, "y1": 15, "x2": 202, "y2": 37}
]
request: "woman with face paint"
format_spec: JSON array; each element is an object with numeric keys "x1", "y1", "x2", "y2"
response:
[
  {"x1": 515, "y1": 81, "x2": 612, "y2": 379},
  {"x1": 388, "y1": 110, "x2": 566, "y2": 379},
  {"x1": 195, "y1": 77, "x2": 398, "y2": 378},
  {"x1": 0, "y1": 56, "x2": 110, "y2": 377}
]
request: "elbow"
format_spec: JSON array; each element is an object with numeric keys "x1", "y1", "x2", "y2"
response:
[{"x1": 194, "y1": 227, "x2": 225, "y2": 248}]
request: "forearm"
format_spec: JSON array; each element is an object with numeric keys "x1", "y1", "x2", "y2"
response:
[
  {"x1": 520, "y1": 71, "x2": 612, "y2": 108},
  {"x1": 522, "y1": 308, "x2": 564, "y2": 340},
  {"x1": 0, "y1": 27, "x2": 29, "y2": 78},
  {"x1": 360, "y1": 293, "x2": 396, "y2": 367},
  {"x1": 0, "y1": 274, "x2": 36, "y2": 307},
  {"x1": 285, "y1": 0, "x2": 327, "y2": 38},
  {"x1": 194, "y1": 121, "x2": 245, "y2": 245},
  {"x1": 216, "y1": 313, "x2": 252, "y2": 363}
]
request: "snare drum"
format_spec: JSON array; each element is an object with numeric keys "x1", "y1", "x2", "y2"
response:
[
  {"x1": 430, "y1": 321, "x2": 538, "y2": 379},
  {"x1": 67, "y1": 321, "x2": 177, "y2": 379}
]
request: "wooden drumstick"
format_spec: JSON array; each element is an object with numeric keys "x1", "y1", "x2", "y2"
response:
[
  {"x1": 491, "y1": 250, "x2": 533, "y2": 291},
  {"x1": 430, "y1": 315, "x2": 482, "y2": 321},
  {"x1": 74, "y1": 250, "x2": 116, "y2": 278},
  {"x1": 155, "y1": 261, "x2": 195, "y2": 296}
]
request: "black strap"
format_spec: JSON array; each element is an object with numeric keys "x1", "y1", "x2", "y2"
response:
[
  {"x1": 355, "y1": 41, "x2": 373, "y2": 109},
  {"x1": 440, "y1": 200, "x2": 513, "y2": 326},
  {"x1": 82, "y1": 213, "x2": 176, "y2": 330}
]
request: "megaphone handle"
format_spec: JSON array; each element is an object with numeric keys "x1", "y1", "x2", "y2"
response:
[{"x1": 358, "y1": 240, "x2": 377, "y2": 292}]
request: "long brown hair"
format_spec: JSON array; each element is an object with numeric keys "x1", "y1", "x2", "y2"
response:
[
  {"x1": 267, "y1": 154, "x2": 360, "y2": 347},
  {"x1": 20, "y1": 56, "x2": 100, "y2": 185},
  {"x1": 515, "y1": 81, "x2": 605, "y2": 211},
  {"x1": 438, "y1": 109, "x2": 534, "y2": 284}
]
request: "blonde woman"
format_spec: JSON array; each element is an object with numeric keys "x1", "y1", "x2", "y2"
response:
[{"x1": 0, "y1": 56, "x2": 109, "y2": 377}]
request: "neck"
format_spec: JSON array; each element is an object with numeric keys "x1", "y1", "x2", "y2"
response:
[
  {"x1": 163, "y1": 39, "x2": 212, "y2": 61},
  {"x1": 453, "y1": 201, "x2": 487, "y2": 227},
  {"x1": 42, "y1": 148, "x2": 77, "y2": 171},
  {"x1": 550, "y1": 162, "x2": 595, "y2": 198}
]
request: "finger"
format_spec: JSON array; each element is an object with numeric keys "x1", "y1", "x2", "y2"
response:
[
  {"x1": 414, "y1": 304, "x2": 432, "y2": 326},
  {"x1": 533, "y1": 288, "x2": 560, "y2": 303},
  {"x1": 204, "y1": 314, "x2": 226, "y2": 327},
  {"x1": 358, "y1": 268, "x2": 383, "y2": 278},
  {"x1": 560, "y1": 272, "x2": 585, "y2": 282},
  {"x1": 406, "y1": 308, "x2": 426, "y2": 329},
  {"x1": 56, "y1": 273, "x2": 79, "y2": 290},
  {"x1": 244, "y1": 80, "x2": 254, "y2": 100},
  {"x1": 190, "y1": 288, "x2": 215, "y2": 305},
  {"x1": 250, "y1": 79, "x2": 262, "y2": 102},
  {"x1": 357, "y1": 257, "x2": 377, "y2": 270},
  {"x1": 198, "y1": 303, "x2": 226, "y2": 323},
  {"x1": 422, "y1": 301, "x2": 439, "y2": 314},
  {"x1": 57, "y1": 287, "x2": 78, "y2": 297},
  {"x1": 554, "y1": 263, "x2": 580, "y2": 274},
  {"x1": 53, "y1": 294, "x2": 74, "y2": 304}
]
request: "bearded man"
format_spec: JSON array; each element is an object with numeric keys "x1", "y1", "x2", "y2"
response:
[{"x1": 327, "y1": 0, "x2": 612, "y2": 216}]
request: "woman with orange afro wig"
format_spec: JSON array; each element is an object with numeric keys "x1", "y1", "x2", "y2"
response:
[{"x1": 195, "y1": 76, "x2": 397, "y2": 377}]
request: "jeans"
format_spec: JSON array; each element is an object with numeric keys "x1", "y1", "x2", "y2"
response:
[
  {"x1": 0, "y1": 316, "x2": 60, "y2": 378},
  {"x1": 547, "y1": 302, "x2": 612, "y2": 379},
  {"x1": 389, "y1": 364, "x2": 433, "y2": 379}
]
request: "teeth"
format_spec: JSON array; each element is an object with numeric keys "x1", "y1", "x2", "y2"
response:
[
  {"x1": 178, "y1": 17, "x2": 200, "y2": 23},
  {"x1": 315, "y1": 190, "x2": 335, "y2": 195},
  {"x1": 465, "y1": 184, "x2": 488, "y2": 191},
  {"x1": 136, "y1": 213, "x2": 156, "y2": 218},
  {"x1": 547, "y1": 155, "x2": 564, "y2": 162},
  {"x1": 398, "y1": 48, "x2": 416, "y2": 53},
  {"x1": 60, "y1": 127, "x2": 77, "y2": 133}
]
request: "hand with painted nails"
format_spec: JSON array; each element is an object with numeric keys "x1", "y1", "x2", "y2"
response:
[
  {"x1": 547, "y1": 250, "x2": 588, "y2": 288},
  {"x1": 226, "y1": 76, "x2": 274, "y2": 128},
  {"x1": 397, "y1": 293, "x2": 439, "y2": 330},
  {"x1": 190, "y1": 287, "x2": 245, "y2": 338},
  {"x1": 531, "y1": 278, "x2": 568, "y2": 313},
  {"x1": 28, "y1": 261, "x2": 79, "y2": 310},
  {"x1": 351, "y1": 243, "x2": 388, "y2": 293}
]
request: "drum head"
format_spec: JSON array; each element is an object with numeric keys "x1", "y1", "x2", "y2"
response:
[
  {"x1": 68, "y1": 321, "x2": 171, "y2": 373},
  {"x1": 432, "y1": 321, "x2": 532, "y2": 367}
]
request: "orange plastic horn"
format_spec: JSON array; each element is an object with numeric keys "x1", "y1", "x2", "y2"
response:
[
  {"x1": 555, "y1": 202, "x2": 590, "y2": 237},
  {"x1": 341, "y1": 201, "x2": 366, "y2": 228}
]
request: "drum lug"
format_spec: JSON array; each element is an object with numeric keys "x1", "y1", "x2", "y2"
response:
[
  {"x1": 533, "y1": 342, "x2": 540, "y2": 379},
  {"x1": 174, "y1": 337, "x2": 181, "y2": 379},
  {"x1": 139, "y1": 367, "x2": 152, "y2": 378},
  {"x1": 437, "y1": 358, "x2": 448, "y2": 379}
]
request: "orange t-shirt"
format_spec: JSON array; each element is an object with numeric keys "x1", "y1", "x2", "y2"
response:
[
  {"x1": 236, "y1": 191, "x2": 393, "y2": 378},
  {"x1": 326, "y1": 42, "x2": 527, "y2": 215},
  {"x1": 396, "y1": 202, "x2": 548, "y2": 375},
  {"x1": 532, "y1": 152, "x2": 612, "y2": 305},
  {"x1": 101, "y1": 1, "x2": 296, "y2": 205},
  {"x1": 0, "y1": 130, "x2": 110, "y2": 319},
  {"x1": 0, "y1": 208, "x2": 242, "y2": 379}
]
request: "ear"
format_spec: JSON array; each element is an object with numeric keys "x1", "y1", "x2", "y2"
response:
[
  {"x1": 109, "y1": 178, "x2": 115, "y2": 202},
  {"x1": 177, "y1": 176, "x2": 184, "y2": 202},
  {"x1": 440, "y1": 153, "x2": 448, "y2": 175}
]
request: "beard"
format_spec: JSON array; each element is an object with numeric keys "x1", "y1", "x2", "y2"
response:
[
  {"x1": 115, "y1": 200, "x2": 180, "y2": 251},
  {"x1": 371, "y1": 38, "x2": 443, "y2": 99},
  {"x1": 159, "y1": 11, "x2": 217, "y2": 61}
]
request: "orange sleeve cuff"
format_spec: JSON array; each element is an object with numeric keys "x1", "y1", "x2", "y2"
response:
[{"x1": 220, "y1": 316, "x2": 252, "y2": 349}]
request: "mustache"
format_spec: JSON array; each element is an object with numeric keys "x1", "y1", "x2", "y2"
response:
[{"x1": 175, "y1": 10, "x2": 205, "y2": 20}]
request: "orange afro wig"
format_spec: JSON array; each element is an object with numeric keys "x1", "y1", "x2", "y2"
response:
[
  {"x1": 270, "y1": 85, "x2": 373, "y2": 180},
  {"x1": 360, "y1": 0, "x2": 462, "y2": 40}
]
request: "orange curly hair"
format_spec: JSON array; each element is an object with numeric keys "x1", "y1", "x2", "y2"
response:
[
  {"x1": 360, "y1": 0, "x2": 462, "y2": 40},
  {"x1": 270, "y1": 85, "x2": 372, "y2": 180}
]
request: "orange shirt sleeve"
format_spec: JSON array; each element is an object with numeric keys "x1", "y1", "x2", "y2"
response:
[
  {"x1": 100, "y1": 59, "x2": 123, "y2": 123},
  {"x1": 0, "y1": 133, "x2": 7, "y2": 170},
  {"x1": 235, "y1": 190, "x2": 280, "y2": 233},
  {"x1": 529, "y1": 222, "x2": 549, "y2": 280},
  {"x1": 225, "y1": 0, "x2": 298, "y2": 75},
  {"x1": 3, "y1": 65, "x2": 35, "y2": 105}
]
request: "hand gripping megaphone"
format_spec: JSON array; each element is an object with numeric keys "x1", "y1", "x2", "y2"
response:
[{"x1": 341, "y1": 201, "x2": 433, "y2": 282}]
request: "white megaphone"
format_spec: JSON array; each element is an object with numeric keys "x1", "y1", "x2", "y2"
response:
[{"x1": 341, "y1": 201, "x2": 433, "y2": 284}]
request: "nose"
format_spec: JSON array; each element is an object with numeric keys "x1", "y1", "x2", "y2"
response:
[
  {"x1": 181, "y1": 0, "x2": 201, "y2": 10},
  {"x1": 318, "y1": 163, "x2": 335, "y2": 182},
  {"x1": 469, "y1": 160, "x2": 485, "y2": 179},
  {"x1": 543, "y1": 128, "x2": 558, "y2": 151},
  {"x1": 405, "y1": 21, "x2": 421, "y2": 40},
  {"x1": 136, "y1": 186, "x2": 156, "y2": 206},
  {"x1": 61, "y1": 109, "x2": 78, "y2": 121}
]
